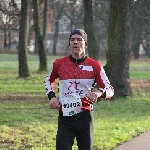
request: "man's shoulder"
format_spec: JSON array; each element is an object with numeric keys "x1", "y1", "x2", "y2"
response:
[
  {"x1": 55, "y1": 55, "x2": 69, "y2": 63},
  {"x1": 85, "y1": 56, "x2": 103, "y2": 69},
  {"x1": 86, "y1": 56, "x2": 99, "y2": 64}
]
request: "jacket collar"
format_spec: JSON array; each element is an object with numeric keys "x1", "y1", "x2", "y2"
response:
[{"x1": 69, "y1": 55, "x2": 87, "y2": 64}]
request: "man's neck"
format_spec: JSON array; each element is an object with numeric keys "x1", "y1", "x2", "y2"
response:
[{"x1": 71, "y1": 53, "x2": 85, "y2": 59}]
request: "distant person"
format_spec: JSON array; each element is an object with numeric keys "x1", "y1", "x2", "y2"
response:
[{"x1": 44, "y1": 29, "x2": 114, "y2": 150}]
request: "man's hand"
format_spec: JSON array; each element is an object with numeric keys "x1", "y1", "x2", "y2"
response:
[
  {"x1": 87, "y1": 90, "x2": 103, "y2": 102},
  {"x1": 49, "y1": 97, "x2": 60, "y2": 109}
]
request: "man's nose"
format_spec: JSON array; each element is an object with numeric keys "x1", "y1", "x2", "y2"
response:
[{"x1": 73, "y1": 39, "x2": 78, "y2": 44}]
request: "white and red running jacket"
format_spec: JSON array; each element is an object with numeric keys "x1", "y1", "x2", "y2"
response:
[{"x1": 44, "y1": 55, "x2": 114, "y2": 111}]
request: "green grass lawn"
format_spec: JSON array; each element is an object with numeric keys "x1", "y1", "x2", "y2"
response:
[{"x1": 0, "y1": 54, "x2": 150, "y2": 150}]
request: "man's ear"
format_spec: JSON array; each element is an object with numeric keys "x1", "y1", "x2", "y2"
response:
[
  {"x1": 85, "y1": 42, "x2": 87, "y2": 47},
  {"x1": 85, "y1": 43, "x2": 87, "y2": 48}
]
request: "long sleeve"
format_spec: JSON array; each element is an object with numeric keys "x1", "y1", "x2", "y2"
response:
[
  {"x1": 95, "y1": 62, "x2": 114, "y2": 99},
  {"x1": 44, "y1": 62, "x2": 59, "y2": 99}
]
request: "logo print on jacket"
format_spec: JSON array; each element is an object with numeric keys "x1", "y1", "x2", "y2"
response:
[{"x1": 78, "y1": 65, "x2": 93, "y2": 71}]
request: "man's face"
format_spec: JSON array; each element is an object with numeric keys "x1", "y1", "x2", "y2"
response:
[{"x1": 69, "y1": 34, "x2": 87, "y2": 57}]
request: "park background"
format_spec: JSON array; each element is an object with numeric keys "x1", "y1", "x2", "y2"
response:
[{"x1": 0, "y1": 0, "x2": 150, "y2": 150}]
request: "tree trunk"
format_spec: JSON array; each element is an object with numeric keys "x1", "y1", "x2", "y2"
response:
[
  {"x1": 131, "y1": 1, "x2": 142, "y2": 59},
  {"x1": 53, "y1": 20, "x2": 59, "y2": 55},
  {"x1": 18, "y1": 0, "x2": 30, "y2": 78},
  {"x1": 43, "y1": 0, "x2": 49, "y2": 52},
  {"x1": 33, "y1": 0, "x2": 47, "y2": 71},
  {"x1": 142, "y1": 1, "x2": 150, "y2": 58},
  {"x1": 8, "y1": 30, "x2": 11, "y2": 49},
  {"x1": 83, "y1": 0, "x2": 99, "y2": 60},
  {"x1": 143, "y1": 34, "x2": 150, "y2": 58},
  {"x1": 52, "y1": 1, "x2": 65, "y2": 55},
  {"x1": 40, "y1": 0, "x2": 48, "y2": 71},
  {"x1": 105, "y1": 0, "x2": 132, "y2": 98},
  {"x1": 4, "y1": 27, "x2": 7, "y2": 48}
]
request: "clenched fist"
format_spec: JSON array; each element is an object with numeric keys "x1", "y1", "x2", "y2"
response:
[{"x1": 49, "y1": 98, "x2": 60, "y2": 109}]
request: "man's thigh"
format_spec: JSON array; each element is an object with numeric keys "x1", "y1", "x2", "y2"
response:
[
  {"x1": 75, "y1": 111, "x2": 94, "y2": 150},
  {"x1": 56, "y1": 117, "x2": 75, "y2": 150},
  {"x1": 75, "y1": 122, "x2": 93, "y2": 150}
]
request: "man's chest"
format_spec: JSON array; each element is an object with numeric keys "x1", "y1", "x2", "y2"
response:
[{"x1": 57, "y1": 63, "x2": 95, "y2": 80}]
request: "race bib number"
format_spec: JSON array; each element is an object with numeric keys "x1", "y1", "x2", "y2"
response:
[{"x1": 61, "y1": 94, "x2": 82, "y2": 116}]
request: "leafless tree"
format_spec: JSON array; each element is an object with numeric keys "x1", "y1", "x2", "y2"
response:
[
  {"x1": 32, "y1": 0, "x2": 47, "y2": 71},
  {"x1": 18, "y1": 0, "x2": 30, "y2": 77},
  {"x1": 52, "y1": 0, "x2": 66, "y2": 55},
  {"x1": 83, "y1": 0, "x2": 99, "y2": 60}
]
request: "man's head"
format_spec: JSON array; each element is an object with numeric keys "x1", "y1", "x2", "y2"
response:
[
  {"x1": 69, "y1": 29, "x2": 87, "y2": 58},
  {"x1": 69, "y1": 29, "x2": 87, "y2": 45}
]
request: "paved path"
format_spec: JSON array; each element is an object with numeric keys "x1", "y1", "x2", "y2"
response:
[{"x1": 112, "y1": 130, "x2": 150, "y2": 150}]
